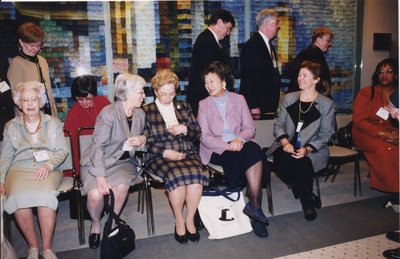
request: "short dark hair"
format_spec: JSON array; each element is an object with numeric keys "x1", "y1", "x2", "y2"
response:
[
  {"x1": 299, "y1": 61, "x2": 325, "y2": 93},
  {"x1": 71, "y1": 75, "x2": 97, "y2": 99},
  {"x1": 202, "y1": 61, "x2": 234, "y2": 90},
  {"x1": 208, "y1": 9, "x2": 235, "y2": 29}
]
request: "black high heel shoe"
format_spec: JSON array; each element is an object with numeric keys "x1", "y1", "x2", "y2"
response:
[
  {"x1": 174, "y1": 227, "x2": 188, "y2": 244},
  {"x1": 88, "y1": 225, "x2": 100, "y2": 249},
  {"x1": 186, "y1": 227, "x2": 200, "y2": 242}
]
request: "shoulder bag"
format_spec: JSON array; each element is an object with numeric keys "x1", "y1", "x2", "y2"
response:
[{"x1": 100, "y1": 190, "x2": 135, "y2": 259}]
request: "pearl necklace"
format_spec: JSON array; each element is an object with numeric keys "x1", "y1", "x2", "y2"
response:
[{"x1": 24, "y1": 113, "x2": 41, "y2": 135}]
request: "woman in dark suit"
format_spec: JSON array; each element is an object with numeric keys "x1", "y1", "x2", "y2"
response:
[
  {"x1": 80, "y1": 73, "x2": 146, "y2": 249},
  {"x1": 143, "y1": 69, "x2": 209, "y2": 244},
  {"x1": 266, "y1": 61, "x2": 335, "y2": 221}
]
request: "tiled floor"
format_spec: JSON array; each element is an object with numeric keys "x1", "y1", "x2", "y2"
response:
[
  {"x1": 9, "y1": 159, "x2": 387, "y2": 258},
  {"x1": 277, "y1": 232, "x2": 400, "y2": 259}
]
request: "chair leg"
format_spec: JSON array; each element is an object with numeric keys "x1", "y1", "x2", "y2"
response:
[
  {"x1": 314, "y1": 175, "x2": 321, "y2": 198},
  {"x1": 266, "y1": 182, "x2": 274, "y2": 216},
  {"x1": 137, "y1": 183, "x2": 142, "y2": 213},
  {"x1": 75, "y1": 190, "x2": 85, "y2": 245},
  {"x1": 3, "y1": 212, "x2": 12, "y2": 244},
  {"x1": 354, "y1": 159, "x2": 362, "y2": 197}
]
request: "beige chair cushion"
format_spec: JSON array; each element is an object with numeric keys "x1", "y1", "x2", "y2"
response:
[
  {"x1": 329, "y1": 145, "x2": 358, "y2": 157},
  {"x1": 58, "y1": 176, "x2": 74, "y2": 193}
]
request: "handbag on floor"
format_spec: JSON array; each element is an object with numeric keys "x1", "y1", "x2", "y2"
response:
[
  {"x1": 1, "y1": 195, "x2": 18, "y2": 259},
  {"x1": 100, "y1": 190, "x2": 136, "y2": 259},
  {"x1": 198, "y1": 187, "x2": 252, "y2": 239}
]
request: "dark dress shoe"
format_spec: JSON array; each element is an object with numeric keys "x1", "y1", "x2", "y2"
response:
[
  {"x1": 303, "y1": 207, "x2": 317, "y2": 221},
  {"x1": 186, "y1": 227, "x2": 200, "y2": 242},
  {"x1": 250, "y1": 220, "x2": 268, "y2": 238},
  {"x1": 383, "y1": 248, "x2": 400, "y2": 259},
  {"x1": 311, "y1": 193, "x2": 322, "y2": 209},
  {"x1": 387, "y1": 232, "x2": 400, "y2": 243},
  {"x1": 88, "y1": 233, "x2": 100, "y2": 249},
  {"x1": 174, "y1": 227, "x2": 188, "y2": 244},
  {"x1": 243, "y1": 202, "x2": 269, "y2": 225},
  {"x1": 300, "y1": 195, "x2": 317, "y2": 221}
]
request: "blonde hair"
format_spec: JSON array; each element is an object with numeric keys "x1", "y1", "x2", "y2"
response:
[
  {"x1": 114, "y1": 73, "x2": 146, "y2": 101},
  {"x1": 13, "y1": 81, "x2": 46, "y2": 108},
  {"x1": 151, "y1": 69, "x2": 179, "y2": 92}
]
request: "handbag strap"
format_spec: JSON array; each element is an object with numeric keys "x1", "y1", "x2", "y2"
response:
[
  {"x1": 103, "y1": 190, "x2": 127, "y2": 233},
  {"x1": 202, "y1": 186, "x2": 241, "y2": 202}
]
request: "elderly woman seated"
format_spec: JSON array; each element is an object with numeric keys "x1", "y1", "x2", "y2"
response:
[
  {"x1": 143, "y1": 69, "x2": 209, "y2": 244},
  {"x1": 197, "y1": 61, "x2": 270, "y2": 238},
  {"x1": 79, "y1": 73, "x2": 147, "y2": 249},
  {"x1": 0, "y1": 81, "x2": 68, "y2": 259}
]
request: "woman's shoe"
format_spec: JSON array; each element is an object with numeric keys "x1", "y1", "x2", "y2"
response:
[
  {"x1": 88, "y1": 225, "x2": 100, "y2": 249},
  {"x1": 41, "y1": 249, "x2": 58, "y2": 259},
  {"x1": 243, "y1": 202, "x2": 269, "y2": 225},
  {"x1": 174, "y1": 227, "x2": 188, "y2": 244},
  {"x1": 300, "y1": 195, "x2": 318, "y2": 221},
  {"x1": 186, "y1": 227, "x2": 200, "y2": 242},
  {"x1": 27, "y1": 247, "x2": 39, "y2": 259}
]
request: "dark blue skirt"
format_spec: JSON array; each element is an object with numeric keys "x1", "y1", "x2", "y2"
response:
[{"x1": 210, "y1": 141, "x2": 270, "y2": 188}]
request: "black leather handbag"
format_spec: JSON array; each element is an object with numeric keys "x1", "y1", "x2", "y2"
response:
[
  {"x1": 100, "y1": 190, "x2": 135, "y2": 259},
  {"x1": 337, "y1": 121, "x2": 353, "y2": 148}
]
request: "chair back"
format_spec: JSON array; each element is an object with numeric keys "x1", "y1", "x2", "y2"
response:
[
  {"x1": 77, "y1": 126, "x2": 95, "y2": 161},
  {"x1": 59, "y1": 129, "x2": 76, "y2": 193}
]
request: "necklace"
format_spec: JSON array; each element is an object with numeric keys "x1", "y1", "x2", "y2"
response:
[
  {"x1": 83, "y1": 102, "x2": 97, "y2": 121},
  {"x1": 299, "y1": 92, "x2": 318, "y2": 114},
  {"x1": 24, "y1": 113, "x2": 42, "y2": 135},
  {"x1": 127, "y1": 115, "x2": 133, "y2": 121}
]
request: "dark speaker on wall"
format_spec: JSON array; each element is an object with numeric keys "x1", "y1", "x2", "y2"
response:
[{"x1": 373, "y1": 33, "x2": 392, "y2": 51}]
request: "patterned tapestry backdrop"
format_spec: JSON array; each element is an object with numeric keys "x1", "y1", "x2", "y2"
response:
[{"x1": 0, "y1": 0, "x2": 357, "y2": 120}]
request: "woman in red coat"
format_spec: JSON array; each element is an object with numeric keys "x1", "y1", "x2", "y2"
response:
[{"x1": 352, "y1": 58, "x2": 399, "y2": 206}]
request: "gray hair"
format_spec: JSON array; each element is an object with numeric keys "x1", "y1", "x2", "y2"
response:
[
  {"x1": 13, "y1": 81, "x2": 46, "y2": 108},
  {"x1": 256, "y1": 8, "x2": 278, "y2": 30},
  {"x1": 114, "y1": 73, "x2": 146, "y2": 101}
]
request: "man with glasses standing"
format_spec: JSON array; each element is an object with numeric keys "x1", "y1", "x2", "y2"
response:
[
  {"x1": 288, "y1": 27, "x2": 333, "y2": 97},
  {"x1": 239, "y1": 8, "x2": 281, "y2": 120},
  {"x1": 8, "y1": 22, "x2": 57, "y2": 116},
  {"x1": 187, "y1": 9, "x2": 235, "y2": 116}
]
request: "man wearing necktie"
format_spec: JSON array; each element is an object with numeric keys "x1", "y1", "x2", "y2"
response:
[
  {"x1": 187, "y1": 9, "x2": 235, "y2": 116},
  {"x1": 239, "y1": 8, "x2": 281, "y2": 119}
]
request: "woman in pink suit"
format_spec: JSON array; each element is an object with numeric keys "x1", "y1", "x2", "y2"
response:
[{"x1": 197, "y1": 61, "x2": 270, "y2": 238}]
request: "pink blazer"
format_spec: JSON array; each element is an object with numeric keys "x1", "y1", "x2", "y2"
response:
[{"x1": 197, "y1": 91, "x2": 255, "y2": 164}]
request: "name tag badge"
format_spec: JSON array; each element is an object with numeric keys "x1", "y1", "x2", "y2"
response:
[
  {"x1": 296, "y1": 122, "x2": 304, "y2": 132},
  {"x1": 0, "y1": 81, "x2": 11, "y2": 93},
  {"x1": 376, "y1": 107, "x2": 390, "y2": 120},
  {"x1": 122, "y1": 140, "x2": 133, "y2": 151},
  {"x1": 33, "y1": 150, "x2": 50, "y2": 162}
]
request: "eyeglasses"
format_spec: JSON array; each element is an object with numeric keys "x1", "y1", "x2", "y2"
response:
[
  {"x1": 24, "y1": 42, "x2": 43, "y2": 50},
  {"x1": 267, "y1": 19, "x2": 280, "y2": 25},
  {"x1": 378, "y1": 69, "x2": 394, "y2": 75},
  {"x1": 21, "y1": 96, "x2": 39, "y2": 103},
  {"x1": 76, "y1": 94, "x2": 93, "y2": 102},
  {"x1": 136, "y1": 89, "x2": 145, "y2": 95},
  {"x1": 158, "y1": 92, "x2": 176, "y2": 98}
]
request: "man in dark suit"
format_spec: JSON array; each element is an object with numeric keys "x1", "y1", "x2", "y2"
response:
[
  {"x1": 239, "y1": 8, "x2": 281, "y2": 119},
  {"x1": 288, "y1": 27, "x2": 333, "y2": 97},
  {"x1": 187, "y1": 9, "x2": 235, "y2": 116}
]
